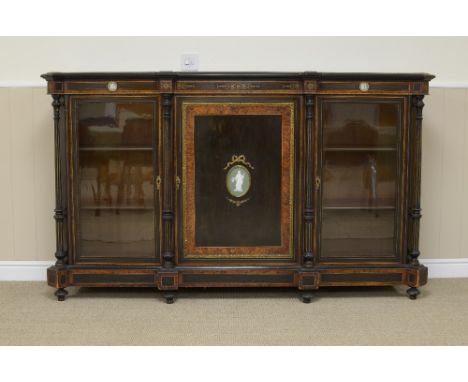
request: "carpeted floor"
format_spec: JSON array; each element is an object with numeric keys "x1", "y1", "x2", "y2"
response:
[{"x1": 0, "y1": 279, "x2": 467, "y2": 345}]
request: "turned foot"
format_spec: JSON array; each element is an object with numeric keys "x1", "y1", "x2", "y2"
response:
[
  {"x1": 301, "y1": 292, "x2": 313, "y2": 304},
  {"x1": 163, "y1": 291, "x2": 176, "y2": 304},
  {"x1": 55, "y1": 288, "x2": 68, "y2": 301},
  {"x1": 407, "y1": 287, "x2": 420, "y2": 300}
]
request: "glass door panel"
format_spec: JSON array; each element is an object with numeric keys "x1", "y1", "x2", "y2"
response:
[
  {"x1": 322, "y1": 101, "x2": 398, "y2": 148},
  {"x1": 75, "y1": 99, "x2": 159, "y2": 260},
  {"x1": 321, "y1": 209, "x2": 395, "y2": 258},
  {"x1": 319, "y1": 99, "x2": 402, "y2": 261},
  {"x1": 322, "y1": 150, "x2": 397, "y2": 208}
]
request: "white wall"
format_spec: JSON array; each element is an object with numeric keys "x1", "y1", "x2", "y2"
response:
[
  {"x1": 0, "y1": 37, "x2": 467, "y2": 85},
  {"x1": 0, "y1": 37, "x2": 467, "y2": 276}
]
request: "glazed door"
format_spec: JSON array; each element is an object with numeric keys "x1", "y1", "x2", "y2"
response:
[
  {"x1": 176, "y1": 97, "x2": 299, "y2": 263},
  {"x1": 71, "y1": 97, "x2": 160, "y2": 262},
  {"x1": 317, "y1": 97, "x2": 406, "y2": 263}
]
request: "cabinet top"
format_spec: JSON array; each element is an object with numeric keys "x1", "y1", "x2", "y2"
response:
[
  {"x1": 41, "y1": 71, "x2": 435, "y2": 81},
  {"x1": 41, "y1": 71, "x2": 435, "y2": 95}
]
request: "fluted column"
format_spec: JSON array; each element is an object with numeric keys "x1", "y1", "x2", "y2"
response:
[
  {"x1": 408, "y1": 95, "x2": 424, "y2": 266},
  {"x1": 52, "y1": 95, "x2": 68, "y2": 266},
  {"x1": 303, "y1": 95, "x2": 315, "y2": 267},
  {"x1": 162, "y1": 93, "x2": 175, "y2": 268}
]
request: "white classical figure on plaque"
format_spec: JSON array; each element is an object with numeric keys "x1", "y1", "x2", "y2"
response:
[
  {"x1": 226, "y1": 164, "x2": 251, "y2": 198},
  {"x1": 232, "y1": 169, "x2": 245, "y2": 193}
]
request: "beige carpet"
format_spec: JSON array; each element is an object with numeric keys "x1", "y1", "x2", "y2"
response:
[{"x1": 1, "y1": 279, "x2": 467, "y2": 345}]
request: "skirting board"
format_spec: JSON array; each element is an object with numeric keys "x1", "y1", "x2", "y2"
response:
[
  {"x1": 0, "y1": 259, "x2": 467, "y2": 281},
  {"x1": 0, "y1": 261, "x2": 55, "y2": 281}
]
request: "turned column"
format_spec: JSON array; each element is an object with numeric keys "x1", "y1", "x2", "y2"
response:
[
  {"x1": 303, "y1": 95, "x2": 315, "y2": 268},
  {"x1": 408, "y1": 95, "x2": 424, "y2": 267},
  {"x1": 52, "y1": 95, "x2": 68, "y2": 301},
  {"x1": 162, "y1": 93, "x2": 175, "y2": 268},
  {"x1": 52, "y1": 95, "x2": 68, "y2": 266}
]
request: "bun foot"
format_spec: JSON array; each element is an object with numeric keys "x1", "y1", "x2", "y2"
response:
[
  {"x1": 163, "y1": 292, "x2": 176, "y2": 304},
  {"x1": 407, "y1": 287, "x2": 420, "y2": 300},
  {"x1": 55, "y1": 288, "x2": 68, "y2": 301},
  {"x1": 301, "y1": 293, "x2": 313, "y2": 303}
]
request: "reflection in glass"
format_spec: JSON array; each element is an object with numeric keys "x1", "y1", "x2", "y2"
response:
[
  {"x1": 79, "y1": 150, "x2": 154, "y2": 210},
  {"x1": 76, "y1": 101, "x2": 156, "y2": 259},
  {"x1": 80, "y1": 210, "x2": 155, "y2": 258},
  {"x1": 78, "y1": 102, "x2": 153, "y2": 148},
  {"x1": 322, "y1": 151, "x2": 396, "y2": 208},
  {"x1": 323, "y1": 101, "x2": 398, "y2": 148},
  {"x1": 321, "y1": 210, "x2": 395, "y2": 258}
]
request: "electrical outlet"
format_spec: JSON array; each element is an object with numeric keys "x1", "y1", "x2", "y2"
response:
[{"x1": 181, "y1": 54, "x2": 199, "y2": 71}]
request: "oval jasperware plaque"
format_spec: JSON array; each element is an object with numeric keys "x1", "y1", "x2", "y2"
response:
[{"x1": 226, "y1": 164, "x2": 251, "y2": 198}]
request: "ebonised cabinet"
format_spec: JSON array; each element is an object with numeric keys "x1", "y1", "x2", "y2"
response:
[{"x1": 42, "y1": 71, "x2": 434, "y2": 303}]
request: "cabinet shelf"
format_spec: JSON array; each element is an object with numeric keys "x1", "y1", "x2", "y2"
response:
[
  {"x1": 80, "y1": 206, "x2": 154, "y2": 211},
  {"x1": 79, "y1": 147, "x2": 153, "y2": 151},
  {"x1": 324, "y1": 147, "x2": 397, "y2": 152},
  {"x1": 323, "y1": 206, "x2": 396, "y2": 211}
]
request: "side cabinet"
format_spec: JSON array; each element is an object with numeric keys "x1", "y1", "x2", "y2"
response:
[{"x1": 42, "y1": 72, "x2": 434, "y2": 303}]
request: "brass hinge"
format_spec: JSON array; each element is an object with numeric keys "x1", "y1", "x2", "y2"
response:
[{"x1": 155, "y1": 175, "x2": 161, "y2": 191}]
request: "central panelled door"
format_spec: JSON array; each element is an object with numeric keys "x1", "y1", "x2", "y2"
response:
[{"x1": 176, "y1": 97, "x2": 300, "y2": 263}]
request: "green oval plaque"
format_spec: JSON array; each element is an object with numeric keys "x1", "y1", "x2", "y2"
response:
[{"x1": 226, "y1": 164, "x2": 251, "y2": 198}]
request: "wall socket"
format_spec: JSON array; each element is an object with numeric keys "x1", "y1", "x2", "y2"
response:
[{"x1": 181, "y1": 54, "x2": 199, "y2": 71}]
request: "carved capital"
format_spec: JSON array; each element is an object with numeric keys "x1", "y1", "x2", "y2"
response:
[
  {"x1": 305, "y1": 95, "x2": 315, "y2": 119},
  {"x1": 52, "y1": 95, "x2": 65, "y2": 117},
  {"x1": 412, "y1": 95, "x2": 425, "y2": 120},
  {"x1": 52, "y1": 96, "x2": 61, "y2": 120},
  {"x1": 162, "y1": 94, "x2": 172, "y2": 117}
]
